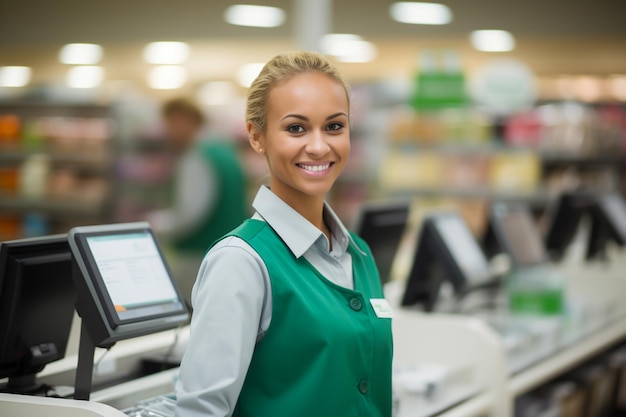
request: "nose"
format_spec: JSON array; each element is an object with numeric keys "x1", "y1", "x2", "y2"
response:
[{"x1": 305, "y1": 129, "x2": 331, "y2": 157}]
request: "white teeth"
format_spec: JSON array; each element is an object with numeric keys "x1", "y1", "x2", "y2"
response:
[{"x1": 298, "y1": 163, "x2": 331, "y2": 172}]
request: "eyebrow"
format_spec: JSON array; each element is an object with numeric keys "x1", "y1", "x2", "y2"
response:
[{"x1": 281, "y1": 112, "x2": 348, "y2": 122}]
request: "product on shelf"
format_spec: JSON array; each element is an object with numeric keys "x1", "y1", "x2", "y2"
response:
[
  {"x1": 0, "y1": 114, "x2": 21, "y2": 144},
  {"x1": 19, "y1": 154, "x2": 50, "y2": 199},
  {"x1": 0, "y1": 215, "x2": 21, "y2": 241},
  {"x1": 0, "y1": 167, "x2": 19, "y2": 194}
]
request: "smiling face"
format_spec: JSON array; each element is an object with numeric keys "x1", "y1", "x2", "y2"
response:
[{"x1": 248, "y1": 71, "x2": 350, "y2": 208}]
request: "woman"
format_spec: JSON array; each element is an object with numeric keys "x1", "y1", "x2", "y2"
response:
[{"x1": 175, "y1": 51, "x2": 392, "y2": 417}]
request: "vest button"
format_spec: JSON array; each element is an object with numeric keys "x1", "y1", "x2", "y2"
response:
[
  {"x1": 358, "y1": 378, "x2": 368, "y2": 394},
  {"x1": 349, "y1": 297, "x2": 362, "y2": 311}
]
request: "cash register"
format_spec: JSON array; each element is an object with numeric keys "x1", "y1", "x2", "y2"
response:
[
  {"x1": 400, "y1": 211, "x2": 500, "y2": 313},
  {"x1": 68, "y1": 222, "x2": 190, "y2": 402}
]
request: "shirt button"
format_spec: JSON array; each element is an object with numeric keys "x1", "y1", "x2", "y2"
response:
[
  {"x1": 349, "y1": 297, "x2": 362, "y2": 311},
  {"x1": 358, "y1": 379, "x2": 368, "y2": 394}
]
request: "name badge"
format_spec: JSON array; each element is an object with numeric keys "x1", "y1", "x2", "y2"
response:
[{"x1": 370, "y1": 298, "x2": 393, "y2": 318}]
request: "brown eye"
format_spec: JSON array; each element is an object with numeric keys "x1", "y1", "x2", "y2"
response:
[{"x1": 287, "y1": 124, "x2": 305, "y2": 134}]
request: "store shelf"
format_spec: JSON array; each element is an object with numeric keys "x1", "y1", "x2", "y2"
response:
[
  {"x1": 0, "y1": 101, "x2": 118, "y2": 237},
  {"x1": 0, "y1": 149, "x2": 110, "y2": 173},
  {"x1": 386, "y1": 142, "x2": 625, "y2": 164},
  {"x1": 387, "y1": 187, "x2": 552, "y2": 203},
  {"x1": 387, "y1": 142, "x2": 528, "y2": 156},
  {"x1": 0, "y1": 195, "x2": 105, "y2": 218},
  {"x1": 539, "y1": 153, "x2": 625, "y2": 167},
  {"x1": 0, "y1": 102, "x2": 112, "y2": 117}
]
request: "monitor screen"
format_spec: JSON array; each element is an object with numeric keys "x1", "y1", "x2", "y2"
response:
[
  {"x1": 353, "y1": 201, "x2": 410, "y2": 284},
  {"x1": 0, "y1": 235, "x2": 75, "y2": 394},
  {"x1": 70, "y1": 223, "x2": 189, "y2": 347},
  {"x1": 595, "y1": 193, "x2": 626, "y2": 245},
  {"x1": 432, "y1": 214, "x2": 492, "y2": 287},
  {"x1": 487, "y1": 204, "x2": 549, "y2": 267},
  {"x1": 84, "y1": 232, "x2": 183, "y2": 324}
]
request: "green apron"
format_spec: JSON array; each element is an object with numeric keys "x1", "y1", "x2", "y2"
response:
[
  {"x1": 173, "y1": 141, "x2": 247, "y2": 253},
  {"x1": 223, "y1": 219, "x2": 393, "y2": 417}
]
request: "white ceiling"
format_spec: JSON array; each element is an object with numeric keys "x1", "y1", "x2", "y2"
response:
[{"x1": 1, "y1": 0, "x2": 625, "y2": 94}]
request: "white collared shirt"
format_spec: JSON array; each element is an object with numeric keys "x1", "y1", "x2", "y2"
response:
[{"x1": 175, "y1": 186, "x2": 358, "y2": 417}]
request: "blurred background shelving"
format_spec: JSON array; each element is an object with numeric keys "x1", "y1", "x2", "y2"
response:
[{"x1": 0, "y1": 102, "x2": 117, "y2": 240}]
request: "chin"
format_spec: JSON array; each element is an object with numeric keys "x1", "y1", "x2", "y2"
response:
[{"x1": 298, "y1": 183, "x2": 335, "y2": 198}]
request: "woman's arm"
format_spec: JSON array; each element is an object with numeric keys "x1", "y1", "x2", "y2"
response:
[{"x1": 175, "y1": 236, "x2": 270, "y2": 417}]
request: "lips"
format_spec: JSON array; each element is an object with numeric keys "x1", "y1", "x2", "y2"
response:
[{"x1": 296, "y1": 162, "x2": 334, "y2": 173}]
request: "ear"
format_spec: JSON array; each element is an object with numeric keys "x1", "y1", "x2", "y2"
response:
[{"x1": 247, "y1": 122, "x2": 265, "y2": 155}]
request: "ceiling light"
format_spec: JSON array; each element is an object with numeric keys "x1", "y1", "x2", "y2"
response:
[
  {"x1": 574, "y1": 76, "x2": 602, "y2": 102},
  {"x1": 224, "y1": 4, "x2": 286, "y2": 28},
  {"x1": 237, "y1": 63, "x2": 265, "y2": 88},
  {"x1": 0, "y1": 66, "x2": 32, "y2": 87},
  {"x1": 148, "y1": 66, "x2": 187, "y2": 89},
  {"x1": 59, "y1": 43, "x2": 103, "y2": 65},
  {"x1": 320, "y1": 34, "x2": 377, "y2": 63},
  {"x1": 198, "y1": 81, "x2": 237, "y2": 106},
  {"x1": 470, "y1": 30, "x2": 516, "y2": 52},
  {"x1": 335, "y1": 41, "x2": 377, "y2": 63},
  {"x1": 66, "y1": 66, "x2": 104, "y2": 88},
  {"x1": 320, "y1": 34, "x2": 363, "y2": 56},
  {"x1": 555, "y1": 76, "x2": 575, "y2": 99},
  {"x1": 390, "y1": 2, "x2": 452, "y2": 25},
  {"x1": 610, "y1": 76, "x2": 626, "y2": 101},
  {"x1": 143, "y1": 42, "x2": 190, "y2": 65}
]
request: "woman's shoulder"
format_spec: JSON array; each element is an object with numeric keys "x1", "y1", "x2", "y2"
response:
[
  {"x1": 206, "y1": 234, "x2": 263, "y2": 264},
  {"x1": 194, "y1": 235, "x2": 269, "y2": 293}
]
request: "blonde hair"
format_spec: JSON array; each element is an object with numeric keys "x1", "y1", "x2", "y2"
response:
[{"x1": 246, "y1": 51, "x2": 350, "y2": 131}]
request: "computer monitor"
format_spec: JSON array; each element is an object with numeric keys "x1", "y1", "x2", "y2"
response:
[
  {"x1": 594, "y1": 193, "x2": 626, "y2": 244},
  {"x1": 544, "y1": 191, "x2": 596, "y2": 261},
  {"x1": 0, "y1": 235, "x2": 75, "y2": 395},
  {"x1": 401, "y1": 212, "x2": 495, "y2": 312},
  {"x1": 353, "y1": 201, "x2": 410, "y2": 285},
  {"x1": 543, "y1": 190, "x2": 626, "y2": 261},
  {"x1": 482, "y1": 203, "x2": 549, "y2": 268},
  {"x1": 69, "y1": 222, "x2": 189, "y2": 400}
]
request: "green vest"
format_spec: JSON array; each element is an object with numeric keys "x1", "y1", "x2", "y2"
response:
[
  {"x1": 173, "y1": 141, "x2": 247, "y2": 253},
  {"x1": 225, "y1": 219, "x2": 393, "y2": 417}
]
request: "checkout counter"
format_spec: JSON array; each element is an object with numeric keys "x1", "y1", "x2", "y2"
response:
[
  {"x1": 4, "y1": 192, "x2": 626, "y2": 417},
  {"x1": 5, "y1": 260, "x2": 626, "y2": 417}
]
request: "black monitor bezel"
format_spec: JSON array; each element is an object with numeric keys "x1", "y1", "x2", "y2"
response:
[
  {"x1": 544, "y1": 191, "x2": 595, "y2": 260},
  {"x1": 352, "y1": 200, "x2": 411, "y2": 285},
  {"x1": 69, "y1": 222, "x2": 189, "y2": 346}
]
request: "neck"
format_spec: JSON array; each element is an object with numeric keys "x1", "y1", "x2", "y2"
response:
[{"x1": 269, "y1": 183, "x2": 331, "y2": 242}]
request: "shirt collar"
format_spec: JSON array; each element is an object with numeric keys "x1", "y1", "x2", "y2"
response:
[{"x1": 252, "y1": 186, "x2": 360, "y2": 258}]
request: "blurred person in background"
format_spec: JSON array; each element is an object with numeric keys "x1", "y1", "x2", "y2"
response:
[{"x1": 148, "y1": 97, "x2": 247, "y2": 307}]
